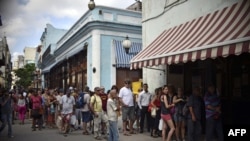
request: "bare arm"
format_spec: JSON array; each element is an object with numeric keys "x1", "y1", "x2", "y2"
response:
[
  {"x1": 151, "y1": 95, "x2": 157, "y2": 107},
  {"x1": 163, "y1": 95, "x2": 174, "y2": 109},
  {"x1": 119, "y1": 97, "x2": 127, "y2": 107},
  {"x1": 173, "y1": 95, "x2": 183, "y2": 104}
]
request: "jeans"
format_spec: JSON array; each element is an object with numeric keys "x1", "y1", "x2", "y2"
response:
[
  {"x1": 205, "y1": 117, "x2": 224, "y2": 141},
  {"x1": 108, "y1": 120, "x2": 119, "y2": 141},
  {"x1": 187, "y1": 119, "x2": 201, "y2": 141},
  {"x1": 0, "y1": 112, "x2": 13, "y2": 137}
]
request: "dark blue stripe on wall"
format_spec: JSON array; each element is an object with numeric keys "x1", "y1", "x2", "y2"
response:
[{"x1": 114, "y1": 40, "x2": 142, "y2": 68}]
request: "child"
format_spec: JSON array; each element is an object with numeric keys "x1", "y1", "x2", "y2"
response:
[{"x1": 107, "y1": 89, "x2": 120, "y2": 141}]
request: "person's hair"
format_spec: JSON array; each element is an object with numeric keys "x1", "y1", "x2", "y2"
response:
[
  {"x1": 124, "y1": 79, "x2": 131, "y2": 84},
  {"x1": 167, "y1": 84, "x2": 175, "y2": 94},
  {"x1": 94, "y1": 87, "x2": 100, "y2": 91},
  {"x1": 84, "y1": 86, "x2": 90, "y2": 92}
]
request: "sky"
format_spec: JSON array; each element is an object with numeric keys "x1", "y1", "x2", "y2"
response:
[{"x1": 0, "y1": 0, "x2": 137, "y2": 60}]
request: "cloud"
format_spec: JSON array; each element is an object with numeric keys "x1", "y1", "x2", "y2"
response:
[{"x1": 0, "y1": 0, "x2": 137, "y2": 56}]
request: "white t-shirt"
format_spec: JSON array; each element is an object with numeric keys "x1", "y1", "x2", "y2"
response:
[
  {"x1": 118, "y1": 86, "x2": 134, "y2": 106},
  {"x1": 56, "y1": 95, "x2": 62, "y2": 111},
  {"x1": 107, "y1": 98, "x2": 118, "y2": 121},
  {"x1": 81, "y1": 93, "x2": 90, "y2": 112},
  {"x1": 60, "y1": 95, "x2": 75, "y2": 114},
  {"x1": 17, "y1": 98, "x2": 26, "y2": 107}
]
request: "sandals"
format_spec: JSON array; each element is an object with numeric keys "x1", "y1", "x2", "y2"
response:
[
  {"x1": 123, "y1": 132, "x2": 131, "y2": 136},
  {"x1": 95, "y1": 136, "x2": 102, "y2": 140},
  {"x1": 82, "y1": 131, "x2": 90, "y2": 135},
  {"x1": 130, "y1": 131, "x2": 137, "y2": 134}
]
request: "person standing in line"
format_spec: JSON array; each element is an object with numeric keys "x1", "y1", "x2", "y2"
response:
[
  {"x1": 118, "y1": 79, "x2": 135, "y2": 136},
  {"x1": 186, "y1": 86, "x2": 203, "y2": 141},
  {"x1": 99, "y1": 86, "x2": 109, "y2": 135},
  {"x1": 173, "y1": 87, "x2": 187, "y2": 141},
  {"x1": 0, "y1": 89, "x2": 14, "y2": 138},
  {"x1": 138, "y1": 83, "x2": 152, "y2": 133},
  {"x1": 90, "y1": 87, "x2": 108, "y2": 140},
  {"x1": 41, "y1": 88, "x2": 50, "y2": 127},
  {"x1": 47, "y1": 90, "x2": 57, "y2": 128},
  {"x1": 29, "y1": 89, "x2": 43, "y2": 131},
  {"x1": 55, "y1": 89, "x2": 63, "y2": 121},
  {"x1": 107, "y1": 89, "x2": 120, "y2": 141},
  {"x1": 81, "y1": 86, "x2": 93, "y2": 135},
  {"x1": 134, "y1": 88, "x2": 142, "y2": 132},
  {"x1": 17, "y1": 92, "x2": 26, "y2": 125},
  {"x1": 160, "y1": 85, "x2": 175, "y2": 141},
  {"x1": 59, "y1": 89, "x2": 75, "y2": 135},
  {"x1": 204, "y1": 84, "x2": 223, "y2": 141},
  {"x1": 150, "y1": 87, "x2": 162, "y2": 137},
  {"x1": 73, "y1": 88, "x2": 83, "y2": 130}
]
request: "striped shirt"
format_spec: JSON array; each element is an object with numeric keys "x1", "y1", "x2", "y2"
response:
[{"x1": 204, "y1": 92, "x2": 221, "y2": 119}]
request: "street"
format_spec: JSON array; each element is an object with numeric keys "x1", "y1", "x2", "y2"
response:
[{"x1": 0, "y1": 117, "x2": 162, "y2": 141}]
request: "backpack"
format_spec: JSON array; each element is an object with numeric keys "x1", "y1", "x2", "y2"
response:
[
  {"x1": 75, "y1": 93, "x2": 86, "y2": 108},
  {"x1": 182, "y1": 103, "x2": 189, "y2": 117}
]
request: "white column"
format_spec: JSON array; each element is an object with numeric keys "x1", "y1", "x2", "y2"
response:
[{"x1": 91, "y1": 30, "x2": 101, "y2": 88}]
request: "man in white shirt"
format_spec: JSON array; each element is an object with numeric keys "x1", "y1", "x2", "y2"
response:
[
  {"x1": 59, "y1": 90, "x2": 75, "y2": 135},
  {"x1": 138, "y1": 83, "x2": 152, "y2": 133},
  {"x1": 118, "y1": 79, "x2": 135, "y2": 135}
]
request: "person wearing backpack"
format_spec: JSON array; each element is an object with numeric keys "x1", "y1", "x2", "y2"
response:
[
  {"x1": 73, "y1": 88, "x2": 83, "y2": 130},
  {"x1": 80, "y1": 86, "x2": 93, "y2": 135}
]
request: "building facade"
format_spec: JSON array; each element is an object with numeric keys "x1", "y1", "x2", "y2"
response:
[
  {"x1": 0, "y1": 36, "x2": 12, "y2": 89},
  {"x1": 131, "y1": 0, "x2": 250, "y2": 126},
  {"x1": 23, "y1": 47, "x2": 36, "y2": 65},
  {"x1": 40, "y1": 5, "x2": 142, "y2": 91}
]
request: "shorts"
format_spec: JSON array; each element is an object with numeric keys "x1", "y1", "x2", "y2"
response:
[
  {"x1": 62, "y1": 114, "x2": 72, "y2": 123},
  {"x1": 174, "y1": 114, "x2": 185, "y2": 122},
  {"x1": 81, "y1": 111, "x2": 93, "y2": 122},
  {"x1": 31, "y1": 109, "x2": 42, "y2": 119},
  {"x1": 122, "y1": 106, "x2": 135, "y2": 121},
  {"x1": 161, "y1": 114, "x2": 172, "y2": 121}
]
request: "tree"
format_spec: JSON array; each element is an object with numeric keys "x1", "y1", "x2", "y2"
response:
[{"x1": 14, "y1": 63, "x2": 36, "y2": 89}]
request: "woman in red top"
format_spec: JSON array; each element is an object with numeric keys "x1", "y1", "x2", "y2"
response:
[
  {"x1": 29, "y1": 89, "x2": 43, "y2": 131},
  {"x1": 150, "y1": 87, "x2": 162, "y2": 137}
]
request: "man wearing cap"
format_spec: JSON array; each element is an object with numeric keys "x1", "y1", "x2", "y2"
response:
[
  {"x1": 119, "y1": 79, "x2": 135, "y2": 135},
  {"x1": 90, "y1": 87, "x2": 108, "y2": 140}
]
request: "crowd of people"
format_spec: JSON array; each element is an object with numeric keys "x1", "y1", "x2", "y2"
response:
[{"x1": 0, "y1": 80, "x2": 224, "y2": 141}]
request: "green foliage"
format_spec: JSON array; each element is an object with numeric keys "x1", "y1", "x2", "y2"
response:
[{"x1": 14, "y1": 63, "x2": 36, "y2": 89}]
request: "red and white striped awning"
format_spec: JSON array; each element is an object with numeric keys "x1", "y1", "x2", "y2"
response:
[{"x1": 130, "y1": 0, "x2": 250, "y2": 69}]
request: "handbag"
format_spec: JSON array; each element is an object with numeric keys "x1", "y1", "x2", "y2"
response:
[
  {"x1": 148, "y1": 103, "x2": 153, "y2": 112},
  {"x1": 38, "y1": 107, "x2": 44, "y2": 115},
  {"x1": 158, "y1": 118, "x2": 163, "y2": 130},
  {"x1": 170, "y1": 106, "x2": 175, "y2": 115},
  {"x1": 151, "y1": 107, "x2": 156, "y2": 118}
]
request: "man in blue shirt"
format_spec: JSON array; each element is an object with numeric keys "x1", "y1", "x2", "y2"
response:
[
  {"x1": 186, "y1": 86, "x2": 203, "y2": 141},
  {"x1": 204, "y1": 84, "x2": 223, "y2": 141}
]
